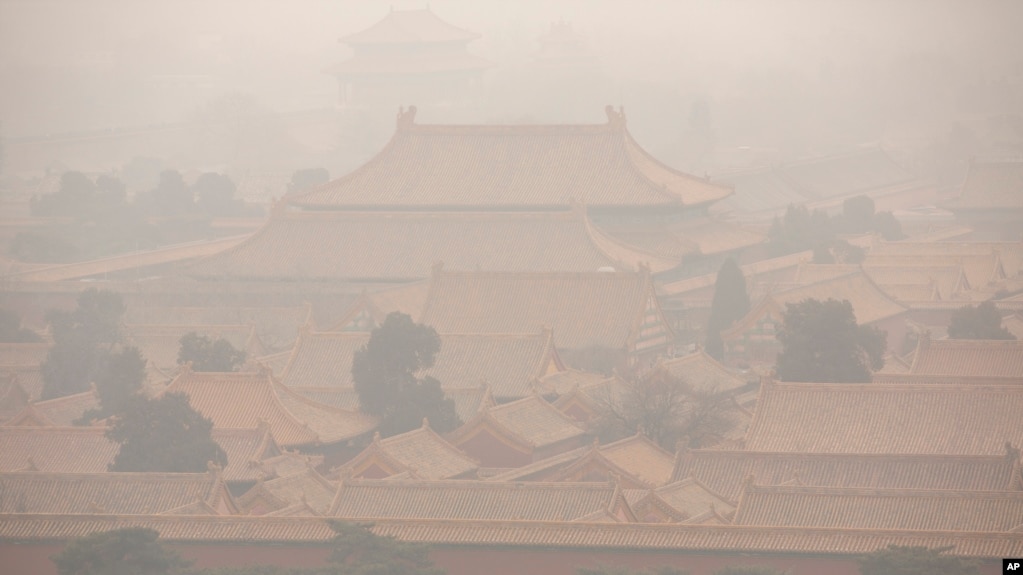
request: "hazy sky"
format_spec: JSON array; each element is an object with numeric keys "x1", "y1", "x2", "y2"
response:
[{"x1": 1, "y1": 0, "x2": 1020, "y2": 173}]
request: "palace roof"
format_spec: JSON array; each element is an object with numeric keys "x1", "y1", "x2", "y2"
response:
[
  {"x1": 0, "y1": 343, "x2": 50, "y2": 367},
  {"x1": 291, "y1": 107, "x2": 730, "y2": 211},
  {"x1": 625, "y1": 478, "x2": 736, "y2": 523},
  {"x1": 184, "y1": 209, "x2": 675, "y2": 282},
  {"x1": 280, "y1": 329, "x2": 560, "y2": 400},
  {"x1": 450, "y1": 395, "x2": 587, "y2": 451},
  {"x1": 238, "y1": 467, "x2": 336, "y2": 516},
  {"x1": 744, "y1": 382, "x2": 1023, "y2": 455},
  {"x1": 0, "y1": 470, "x2": 232, "y2": 515},
  {"x1": 0, "y1": 427, "x2": 116, "y2": 473},
  {"x1": 6, "y1": 389, "x2": 99, "y2": 427},
  {"x1": 947, "y1": 161, "x2": 1023, "y2": 211},
  {"x1": 124, "y1": 304, "x2": 312, "y2": 351},
  {"x1": 905, "y1": 337, "x2": 1023, "y2": 378},
  {"x1": 328, "y1": 478, "x2": 626, "y2": 522},
  {"x1": 552, "y1": 434, "x2": 676, "y2": 489},
  {"x1": 712, "y1": 149, "x2": 916, "y2": 217},
  {"x1": 419, "y1": 268, "x2": 670, "y2": 351},
  {"x1": 733, "y1": 484, "x2": 1023, "y2": 532},
  {"x1": 673, "y1": 448, "x2": 1021, "y2": 502},
  {"x1": 341, "y1": 9, "x2": 480, "y2": 45},
  {"x1": 338, "y1": 421, "x2": 479, "y2": 480},
  {"x1": 293, "y1": 386, "x2": 490, "y2": 426},
  {"x1": 592, "y1": 218, "x2": 765, "y2": 260},
  {"x1": 164, "y1": 367, "x2": 376, "y2": 448},
  {"x1": 659, "y1": 350, "x2": 749, "y2": 395},
  {"x1": 868, "y1": 239, "x2": 1023, "y2": 278},
  {"x1": 124, "y1": 324, "x2": 262, "y2": 374},
  {"x1": 4, "y1": 515, "x2": 1023, "y2": 558}
]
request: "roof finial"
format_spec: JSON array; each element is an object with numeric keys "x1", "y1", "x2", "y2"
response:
[
  {"x1": 422, "y1": 417, "x2": 430, "y2": 430},
  {"x1": 397, "y1": 105, "x2": 418, "y2": 129}
]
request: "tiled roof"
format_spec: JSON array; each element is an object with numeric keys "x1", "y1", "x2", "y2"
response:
[
  {"x1": 164, "y1": 367, "x2": 377, "y2": 447},
  {"x1": 124, "y1": 304, "x2": 311, "y2": 352},
  {"x1": 948, "y1": 161, "x2": 1023, "y2": 210},
  {"x1": 872, "y1": 373, "x2": 1023, "y2": 386},
  {"x1": 209, "y1": 426, "x2": 295, "y2": 484},
  {"x1": 0, "y1": 470, "x2": 230, "y2": 515},
  {"x1": 1005, "y1": 313, "x2": 1023, "y2": 339},
  {"x1": 538, "y1": 369, "x2": 617, "y2": 396},
  {"x1": 744, "y1": 382, "x2": 1023, "y2": 455},
  {"x1": 862, "y1": 264, "x2": 966, "y2": 300},
  {"x1": 419, "y1": 269, "x2": 670, "y2": 351},
  {"x1": 0, "y1": 343, "x2": 50, "y2": 366},
  {"x1": 483, "y1": 446, "x2": 590, "y2": 482},
  {"x1": 279, "y1": 331, "x2": 367, "y2": 389},
  {"x1": 451, "y1": 395, "x2": 587, "y2": 450},
  {"x1": 341, "y1": 9, "x2": 481, "y2": 45},
  {"x1": 868, "y1": 240, "x2": 1023, "y2": 279},
  {"x1": 339, "y1": 422, "x2": 479, "y2": 480},
  {"x1": 281, "y1": 329, "x2": 560, "y2": 400},
  {"x1": 769, "y1": 271, "x2": 906, "y2": 325},
  {"x1": 672, "y1": 448, "x2": 1021, "y2": 502},
  {"x1": 1, "y1": 364, "x2": 42, "y2": 399},
  {"x1": 659, "y1": 351, "x2": 749, "y2": 395},
  {"x1": 712, "y1": 149, "x2": 914, "y2": 215},
  {"x1": 329, "y1": 478, "x2": 622, "y2": 522},
  {"x1": 246, "y1": 468, "x2": 337, "y2": 515},
  {"x1": 0, "y1": 377, "x2": 31, "y2": 423},
  {"x1": 863, "y1": 254, "x2": 1002, "y2": 291},
  {"x1": 292, "y1": 108, "x2": 730, "y2": 210},
  {"x1": 625, "y1": 478, "x2": 736, "y2": 522},
  {"x1": 124, "y1": 324, "x2": 261, "y2": 373},
  {"x1": 0, "y1": 427, "x2": 116, "y2": 473},
  {"x1": 2, "y1": 515, "x2": 1023, "y2": 557},
  {"x1": 733, "y1": 484, "x2": 1023, "y2": 532},
  {"x1": 329, "y1": 281, "x2": 431, "y2": 332},
  {"x1": 292, "y1": 386, "x2": 489, "y2": 425},
  {"x1": 6, "y1": 389, "x2": 99, "y2": 427},
  {"x1": 185, "y1": 210, "x2": 662, "y2": 282},
  {"x1": 592, "y1": 218, "x2": 764, "y2": 260},
  {"x1": 599, "y1": 435, "x2": 676, "y2": 488},
  {"x1": 907, "y1": 337, "x2": 1023, "y2": 378}
]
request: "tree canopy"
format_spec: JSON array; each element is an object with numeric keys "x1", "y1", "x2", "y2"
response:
[
  {"x1": 75, "y1": 346, "x2": 147, "y2": 425},
  {"x1": 594, "y1": 369, "x2": 736, "y2": 450},
  {"x1": 857, "y1": 545, "x2": 977, "y2": 575},
  {"x1": 775, "y1": 298, "x2": 886, "y2": 383},
  {"x1": 178, "y1": 332, "x2": 247, "y2": 372},
  {"x1": 41, "y1": 289, "x2": 125, "y2": 400},
  {"x1": 947, "y1": 301, "x2": 1014, "y2": 340},
  {"x1": 705, "y1": 258, "x2": 750, "y2": 360},
  {"x1": 352, "y1": 312, "x2": 460, "y2": 437},
  {"x1": 107, "y1": 392, "x2": 227, "y2": 473},
  {"x1": 51, "y1": 527, "x2": 190, "y2": 575}
]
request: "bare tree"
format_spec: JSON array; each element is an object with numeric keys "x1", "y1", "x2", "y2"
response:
[{"x1": 591, "y1": 369, "x2": 738, "y2": 450}]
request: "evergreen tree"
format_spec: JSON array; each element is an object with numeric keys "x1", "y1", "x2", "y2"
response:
[
  {"x1": 775, "y1": 298, "x2": 886, "y2": 383},
  {"x1": 107, "y1": 392, "x2": 227, "y2": 473},
  {"x1": 178, "y1": 332, "x2": 247, "y2": 372},
  {"x1": 352, "y1": 312, "x2": 460, "y2": 437},
  {"x1": 326, "y1": 521, "x2": 444, "y2": 575},
  {"x1": 51, "y1": 528, "x2": 190, "y2": 575},
  {"x1": 857, "y1": 545, "x2": 977, "y2": 575},
  {"x1": 947, "y1": 301, "x2": 1014, "y2": 340},
  {"x1": 75, "y1": 346, "x2": 147, "y2": 424},
  {"x1": 41, "y1": 289, "x2": 125, "y2": 399},
  {"x1": 704, "y1": 258, "x2": 750, "y2": 360}
]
